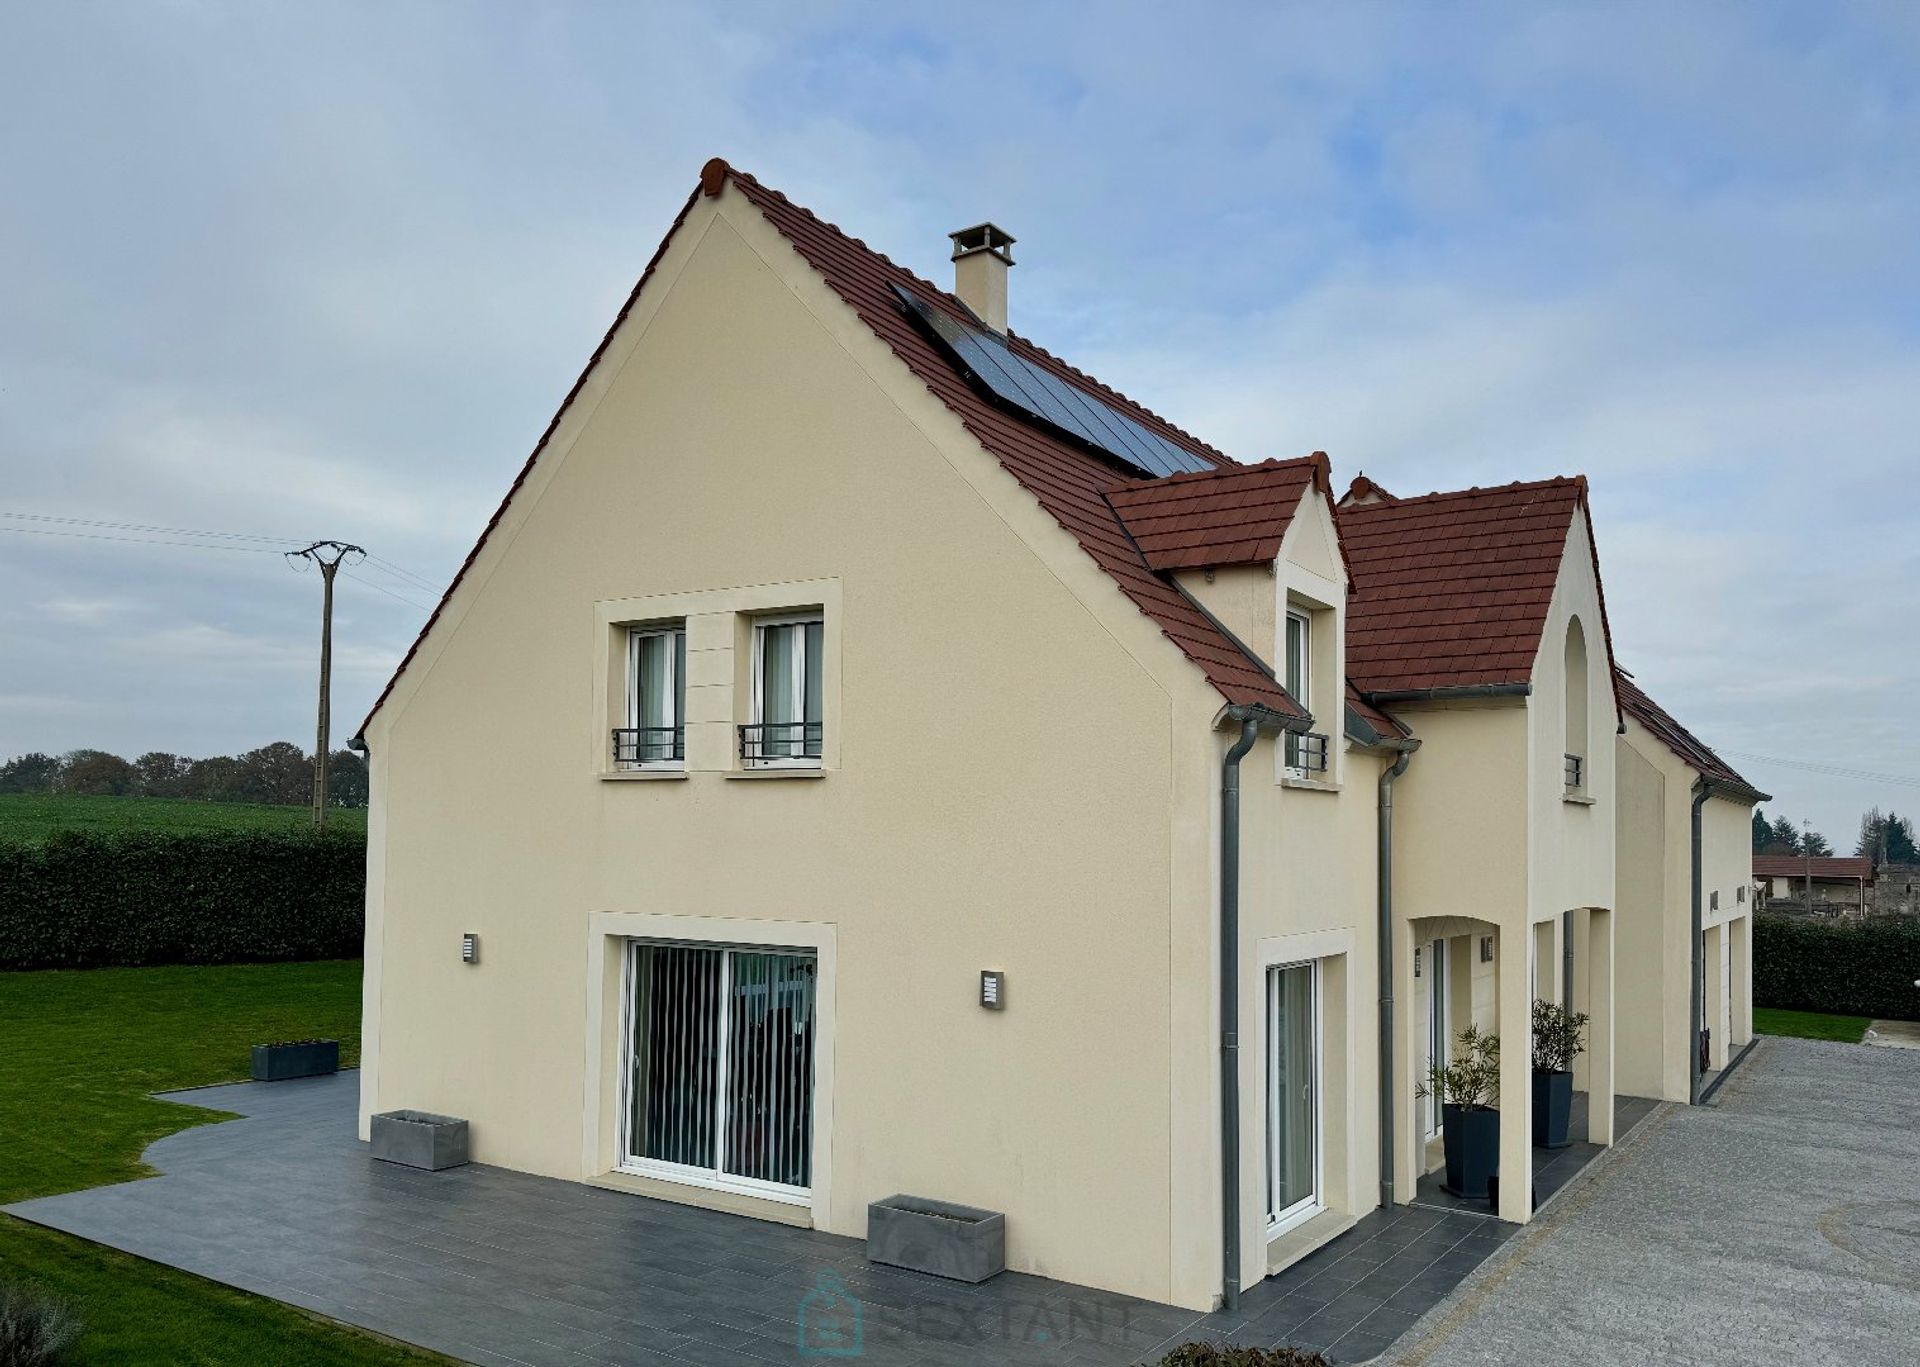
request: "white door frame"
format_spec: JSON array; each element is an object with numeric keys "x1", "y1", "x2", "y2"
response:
[
  {"x1": 1265, "y1": 958, "x2": 1324, "y2": 1238},
  {"x1": 616, "y1": 939, "x2": 820, "y2": 1206},
  {"x1": 1422, "y1": 938, "x2": 1447, "y2": 1143}
]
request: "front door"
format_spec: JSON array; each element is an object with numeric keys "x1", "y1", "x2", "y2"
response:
[{"x1": 1265, "y1": 961, "x2": 1320, "y2": 1235}]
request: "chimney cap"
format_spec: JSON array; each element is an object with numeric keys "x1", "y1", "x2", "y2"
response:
[{"x1": 950, "y1": 223, "x2": 1016, "y2": 264}]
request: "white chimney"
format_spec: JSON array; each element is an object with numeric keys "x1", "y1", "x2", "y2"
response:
[{"x1": 950, "y1": 223, "x2": 1015, "y2": 332}]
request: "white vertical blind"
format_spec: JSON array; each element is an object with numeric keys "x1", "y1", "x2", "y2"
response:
[{"x1": 625, "y1": 941, "x2": 817, "y2": 1196}]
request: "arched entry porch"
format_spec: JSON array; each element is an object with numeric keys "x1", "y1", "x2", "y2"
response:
[{"x1": 1393, "y1": 907, "x2": 1615, "y2": 1223}]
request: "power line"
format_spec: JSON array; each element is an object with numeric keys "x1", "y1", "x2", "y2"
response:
[
  {"x1": 0, "y1": 524, "x2": 294, "y2": 554},
  {"x1": 359, "y1": 552, "x2": 441, "y2": 594},
  {"x1": 341, "y1": 568, "x2": 433, "y2": 613},
  {"x1": 0, "y1": 511, "x2": 300, "y2": 545},
  {"x1": 1719, "y1": 749, "x2": 1920, "y2": 792},
  {"x1": 1, "y1": 509, "x2": 444, "y2": 591}
]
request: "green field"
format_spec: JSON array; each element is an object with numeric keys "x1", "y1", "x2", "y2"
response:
[
  {"x1": 0, "y1": 793, "x2": 365, "y2": 842},
  {"x1": 0, "y1": 961, "x2": 443, "y2": 1364},
  {"x1": 1753, "y1": 1006, "x2": 1872, "y2": 1043}
]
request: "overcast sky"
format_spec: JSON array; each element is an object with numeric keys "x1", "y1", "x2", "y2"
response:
[{"x1": 2, "y1": 2, "x2": 1916, "y2": 843}]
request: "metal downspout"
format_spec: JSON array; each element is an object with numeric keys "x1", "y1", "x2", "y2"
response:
[
  {"x1": 1377, "y1": 743, "x2": 1416, "y2": 1210},
  {"x1": 1562, "y1": 911, "x2": 1574, "y2": 1013},
  {"x1": 1689, "y1": 781, "x2": 1709, "y2": 1105},
  {"x1": 1219, "y1": 716, "x2": 1261, "y2": 1313}
]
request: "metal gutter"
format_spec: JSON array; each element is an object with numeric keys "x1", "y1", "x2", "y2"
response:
[
  {"x1": 1364, "y1": 683, "x2": 1532, "y2": 703},
  {"x1": 1375, "y1": 736, "x2": 1419, "y2": 1209}
]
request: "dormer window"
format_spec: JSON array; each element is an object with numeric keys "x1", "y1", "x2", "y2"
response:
[
  {"x1": 1283, "y1": 610, "x2": 1327, "y2": 776},
  {"x1": 617, "y1": 625, "x2": 686, "y2": 768}
]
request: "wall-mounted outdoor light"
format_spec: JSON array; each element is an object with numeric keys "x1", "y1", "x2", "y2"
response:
[
  {"x1": 461, "y1": 933, "x2": 480, "y2": 965},
  {"x1": 979, "y1": 969, "x2": 1005, "y2": 1010},
  {"x1": 1479, "y1": 935, "x2": 1494, "y2": 964}
]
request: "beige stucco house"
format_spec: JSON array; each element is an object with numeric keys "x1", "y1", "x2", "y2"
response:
[
  {"x1": 354, "y1": 160, "x2": 1644, "y2": 1312},
  {"x1": 1612, "y1": 671, "x2": 1768, "y2": 1102}
]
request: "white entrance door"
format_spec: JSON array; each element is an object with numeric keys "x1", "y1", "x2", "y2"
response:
[
  {"x1": 1422, "y1": 938, "x2": 1448, "y2": 1142},
  {"x1": 1265, "y1": 961, "x2": 1321, "y2": 1235}
]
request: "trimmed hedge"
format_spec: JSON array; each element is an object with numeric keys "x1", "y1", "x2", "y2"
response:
[
  {"x1": 0, "y1": 829, "x2": 365, "y2": 970},
  {"x1": 1753, "y1": 913, "x2": 1920, "y2": 1021}
]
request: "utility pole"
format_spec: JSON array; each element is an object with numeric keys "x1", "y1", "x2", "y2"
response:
[{"x1": 287, "y1": 541, "x2": 364, "y2": 829}]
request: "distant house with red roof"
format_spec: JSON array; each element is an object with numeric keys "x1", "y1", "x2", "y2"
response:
[
  {"x1": 1753, "y1": 854, "x2": 1874, "y2": 916},
  {"x1": 349, "y1": 161, "x2": 1744, "y2": 1312}
]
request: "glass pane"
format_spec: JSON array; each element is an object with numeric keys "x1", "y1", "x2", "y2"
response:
[
  {"x1": 760, "y1": 624, "x2": 797, "y2": 756},
  {"x1": 722, "y1": 950, "x2": 817, "y2": 1188},
  {"x1": 673, "y1": 631, "x2": 687, "y2": 760},
  {"x1": 803, "y1": 621, "x2": 823, "y2": 757},
  {"x1": 1285, "y1": 615, "x2": 1308, "y2": 701},
  {"x1": 628, "y1": 944, "x2": 722, "y2": 1169},
  {"x1": 1268, "y1": 963, "x2": 1316, "y2": 1219},
  {"x1": 633, "y1": 633, "x2": 677, "y2": 761}
]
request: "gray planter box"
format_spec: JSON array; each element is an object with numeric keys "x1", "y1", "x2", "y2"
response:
[
  {"x1": 867, "y1": 1195, "x2": 1005, "y2": 1283},
  {"x1": 370, "y1": 1110, "x2": 469, "y2": 1171},
  {"x1": 250, "y1": 1039, "x2": 339, "y2": 1081}
]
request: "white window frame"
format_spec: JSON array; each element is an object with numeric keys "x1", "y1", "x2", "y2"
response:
[
  {"x1": 616, "y1": 938, "x2": 818, "y2": 1207},
  {"x1": 1423, "y1": 939, "x2": 1447, "y2": 1143},
  {"x1": 1284, "y1": 610, "x2": 1313, "y2": 778},
  {"x1": 748, "y1": 613, "x2": 823, "y2": 769},
  {"x1": 1265, "y1": 958, "x2": 1324, "y2": 1238},
  {"x1": 623, "y1": 625, "x2": 685, "y2": 770}
]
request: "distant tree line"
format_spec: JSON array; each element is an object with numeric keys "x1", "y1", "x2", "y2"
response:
[
  {"x1": 0, "y1": 743, "x2": 368, "y2": 808},
  {"x1": 1751, "y1": 806, "x2": 1918, "y2": 865}
]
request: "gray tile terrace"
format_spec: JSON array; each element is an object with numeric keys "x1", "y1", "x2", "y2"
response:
[{"x1": 5, "y1": 1075, "x2": 1637, "y2": 1365}]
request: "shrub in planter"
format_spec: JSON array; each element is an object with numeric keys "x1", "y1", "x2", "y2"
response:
[
  {"x1": 0, "y1": 1281, "x2": 81, "y2": 1367},
  {"x1": 1148, "y1": 1344, "x2": 1329, "y2": 1367},
  {"x1": 1530, "y1": 999, "x2": 1589, "y2": 1150},
  {"x1": 1417, "y1": 1023, "x2": 1500, "y2": 1200}
]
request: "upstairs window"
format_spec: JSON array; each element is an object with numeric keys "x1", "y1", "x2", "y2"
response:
[
  {"x1": 1285, "y1": 610, "x2": 1310, "y2": 709},
  {"x1": 745, "y1": 615, "x2": 823, "y2": 766},
  {"x1": 1283, "y1": 610, "x2": 1327, "y2": 777},
  {"x1": 616, "y1": 625, "x2": 685, "y2": 768},
  {"x1": 1563, "y1": 616, "x2": 1589, "y2": 795}
]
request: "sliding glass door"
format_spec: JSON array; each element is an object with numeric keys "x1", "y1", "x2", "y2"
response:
[
  {"x1": 622, "y1": 941, "x2": 818, "y2": 1201},
  {"x1": 1265, "y1": 961, "x2": 1321, "y2": 1234}
]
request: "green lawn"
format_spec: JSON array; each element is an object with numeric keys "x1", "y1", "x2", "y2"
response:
[
  {"x1": 0, "y1": 961, "x2": 445, "y2": 1364},
  {"x1": 1753, "y1": 1006, "x2": 1872, "y2": 1043},
  {"x1": 0, "y1": 793, "x2": 365, "y2": 842}
]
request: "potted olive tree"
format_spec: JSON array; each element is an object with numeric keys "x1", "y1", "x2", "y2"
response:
[
  {"x1": 1531, "y1": 998, "x2": 1589, "y2": 1149},
  {"x1": 1417, "y1": 1023, "x2": 1500, "y2": 1199}
]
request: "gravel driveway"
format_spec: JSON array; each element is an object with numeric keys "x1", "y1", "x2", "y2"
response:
[{"x1": 1389, "y1": 1037, "x2": 1920, "y2": 1366}]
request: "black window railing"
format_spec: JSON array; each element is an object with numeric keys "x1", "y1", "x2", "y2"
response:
[
  {"x1": 613, "y1": 726, "x2": 684, "y2": 766},
  {"x1": 740, "y1": 721, "x2": 823, "y2": 765},
  {"x1": 1285, "y1": 731, "x2": 1329, "y2": 774},
  {"x1": 1564, "y1": 752, "x2": 1585, "y2": 792}
]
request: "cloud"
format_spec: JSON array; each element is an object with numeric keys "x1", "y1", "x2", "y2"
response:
[{"x1": 1, "y1": 0, "x2": 1914, "y2": 840}]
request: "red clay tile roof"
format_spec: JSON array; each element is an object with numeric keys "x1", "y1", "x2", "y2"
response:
[
  {"x1": 358, "y1": 162, "x2": 1305, "y2": 737},
  {"x1": 1345, "y1": 680, "x2": 1410, "y2": 743},
  {"x1": 1753, "y1": 855, "x2": 1872, "y2": 882},
  {"x1": 723, "y1": 164, "x2": 1305, "y2": 722},
  {"x1": 1107, "y1": 454, "x2": 1333, "y2": 572},
  {"x1": 1339, "y1": 474, "x2": 1396, "y2": 506},
  {"x1": 1340, "y1": 477, "x2": 1615, "y2": 697},
  {"x1": 1615, "y1": 668, "x2": 1768, "y2": 803}
]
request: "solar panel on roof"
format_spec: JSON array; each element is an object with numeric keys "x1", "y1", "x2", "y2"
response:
[{"x1": 893, "y1": 285, "x2": 1214, "y2": 479}]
